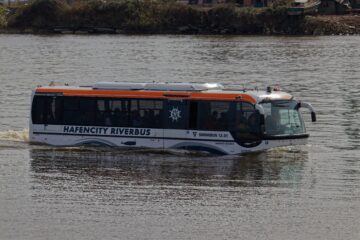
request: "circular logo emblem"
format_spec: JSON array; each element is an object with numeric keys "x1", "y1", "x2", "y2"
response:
[{"x1": 169, "y1": 107, "x2": 181, "y2": 122}]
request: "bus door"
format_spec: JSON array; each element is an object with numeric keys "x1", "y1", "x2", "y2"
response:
[
  {"x1": 230, "y1": 101, "x2": 262, "y2": 148},
  {"x1": 163, "y1": 99, "x2": 189, "y2": 148}
]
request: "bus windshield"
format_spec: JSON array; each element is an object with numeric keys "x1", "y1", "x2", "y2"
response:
[{"x1": 261, "y1": 100, "x2": 305, "y2": 136}]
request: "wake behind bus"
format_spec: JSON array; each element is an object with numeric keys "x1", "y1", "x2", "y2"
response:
[{"x1": 29, "y1": 82, "x2": 316, "y2": 155}]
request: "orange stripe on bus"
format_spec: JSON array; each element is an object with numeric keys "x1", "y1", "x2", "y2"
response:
[{"x1": 35, "y1": 88, "x2": 257, "y2": 104}]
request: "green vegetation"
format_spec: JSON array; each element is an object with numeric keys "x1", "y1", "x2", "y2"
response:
[
  {"x1": 5, "y1": 0, "x2": 290, "y2": 34},
  {"x1": 1, "y1": 0, "x2": 359, "y2": 34},
  {"x1": 0, "y1": 5, "x2": 7, "y2": 28},
  {"x1": 6, "y1": 0, "x2": 200, "y2": 32},
  {"x1": 7, "y1": 0, "x2": 68, "y2": 29}
]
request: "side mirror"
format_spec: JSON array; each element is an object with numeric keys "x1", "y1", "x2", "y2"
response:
[
  {"x1": 311, "y1": 112, "x2": 316, "y2": 122},
  {"x1": 298, "y1": 101, "x2": 316, "y2": 123}
]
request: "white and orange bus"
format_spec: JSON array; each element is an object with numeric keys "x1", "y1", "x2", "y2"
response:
[{"x1": 29, "y1": 82, "x2": 316, "y2": 154}]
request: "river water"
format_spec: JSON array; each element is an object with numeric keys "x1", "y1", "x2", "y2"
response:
[{"x1": 0, "y1": 34, "x2": 359, "y2": 240}]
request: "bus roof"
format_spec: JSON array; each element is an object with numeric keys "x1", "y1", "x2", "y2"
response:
[{"x1": 34, "y1": 82, "x2": 294, "y2": 104}]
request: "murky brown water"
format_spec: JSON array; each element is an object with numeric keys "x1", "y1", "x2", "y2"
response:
[{"x1": 0, "y1": 34, "x2": 359, "y2": 240}]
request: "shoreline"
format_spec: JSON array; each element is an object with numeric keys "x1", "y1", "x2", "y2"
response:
[{"x1": 1, "y1": 0, "x2": 360, "y2": 36}]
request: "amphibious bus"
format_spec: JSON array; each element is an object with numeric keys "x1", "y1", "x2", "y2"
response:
[{"x1": 29, "y1": 82, "x2": 316, "y2": 155}]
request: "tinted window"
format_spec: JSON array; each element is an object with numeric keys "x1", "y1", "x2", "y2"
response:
[
  {"x1": 129, "y1": 99, "x2": 163, "y2": 128},
  {"x1": 63, "y1": 97, "x2": 79, "y2": 111},
  {"x1": 32, "y1": 96, "x2": 165, "y2": 128},
  {"x1": 189, "y1": 101, "x2": 198, "y2": 129},
  {"x1": 197, "y1": 101, "x2": 231, "y2": 131},
  {"x1": 32, "y1": 96, "x2": 46, "y2": 124},
  {"x1": 96, "y1": 99, "x2": 129, "y2": 127},
  {"x1": 63, "y1": 97, "x2": 81, "y2": 125},
  {"x1": 32, "y1": 96, "x2": 63, "y2": 124},
  {"x1": 78, "y1": 98, "x2": 95, "y2": 125},
  {"x1": 80, "y1": 98, "x2": 95, "y2": 112},
  {"x1": 46, "y1": 96, "x2": 63, "y2": 124},
  {"x1": 232, "y1": 102, "x2": 261, "y2": 142},
  {"x1": 110, "y1": 99, "x2": 129, "y2": 127}
]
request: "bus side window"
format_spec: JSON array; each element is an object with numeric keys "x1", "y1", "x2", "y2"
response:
[
  {"x1": 96, "y1": 99, "x2": 113, "y2": 126},
  {"x1": 189, "y1": 101, "x2": 198, "y2": 129},
  {"x1": 47, "y1": 96, "x2": 63, "y2": 124},
  {"x1": 79, "y1": 98, "x2": 95, "y2": 126},
  {"x1": 129, "y1": 100, "x2": 141, "y2": 127},
  {"x1": 32, "y1": 96, "x2": 46, "y2": 124},
  {"x1": 110, "y1": 99, "x2": 129, "y2": 127},
  {"x1": 197, "y1": 101, "x2": 231, "y2": 131},
  {"x1": 63, "y1": 97, "x2": 80, "y2": 125},
  {"x1": 32, "y1": 96, "x2": 63, "y2": 125},
  {"x1": 130, "y1": 99, "x2": 163, "y2": 128},
  {"x1": 95, "y1": 99, "x2": 131, "y2": 127},
  {"x1": 232, "y1": 102, "x2": 261, "y2": 141}
]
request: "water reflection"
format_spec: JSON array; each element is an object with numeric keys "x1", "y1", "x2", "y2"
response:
[
  {"x1": 29, "y1": 146, "x2": 308, "y2": 188},
  {"x1": 344, "y1": 112, "x2": 360, "y2": 149},
  {"x1": 340, "y1": 82, "x2": 360, "y2": 150}
]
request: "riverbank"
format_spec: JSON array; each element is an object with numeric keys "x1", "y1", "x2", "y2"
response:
[
  {"x1": 304, "y1": 15, "x2": 360, "y2": 35},
  {"x1": 0, "y1": 0, "x2": 359, "y2": 35}
]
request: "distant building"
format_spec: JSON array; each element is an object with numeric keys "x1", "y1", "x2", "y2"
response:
[
  {"x1": 243, "y1": 0, "x2": 274, "y2": 7},
  {"x1": 184, "y1": 0, "x2": 274, "y2": 7},
  {"x1": 349, "y1": 0, "x2": 360, "y2": 8},
  {"x1": 319, "y1": 0, "x2": 360, "y2": 14},
  {"x1": 0, "y1": 0, "x2": 27, "y2": 5},
  {"x1": 186, "y1": 0, "x2": 225, "y2": 4}
]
